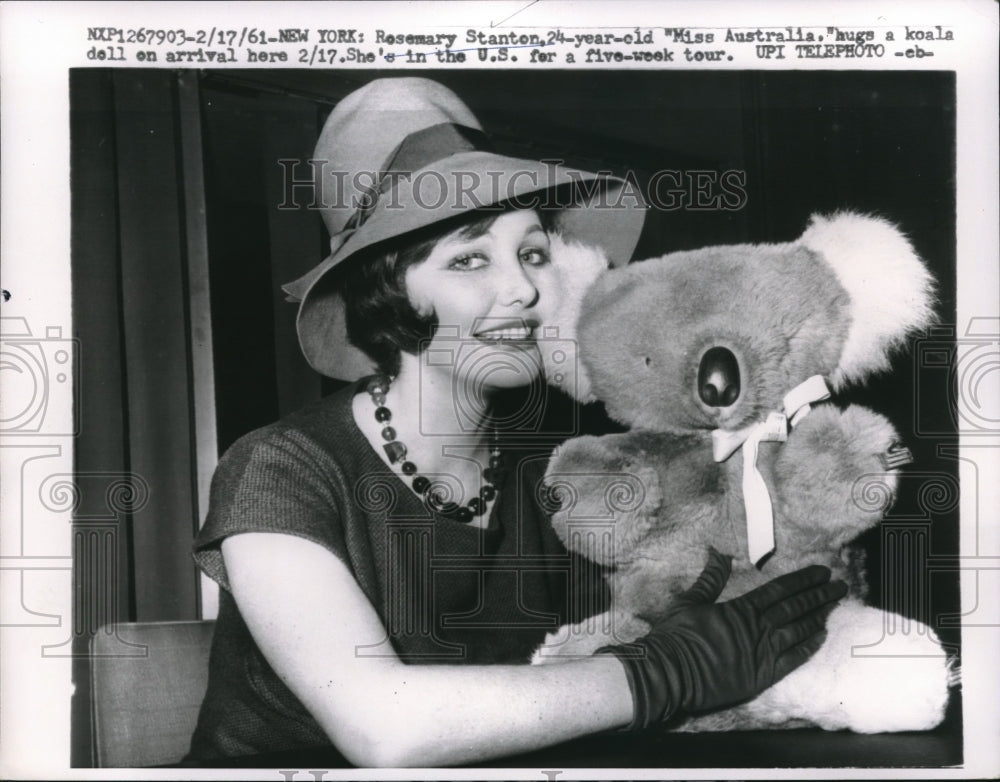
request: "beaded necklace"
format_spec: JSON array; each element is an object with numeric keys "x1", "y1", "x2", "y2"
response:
[{"x1": 367, "y1": 375, "x2": 502, "y2": 523}]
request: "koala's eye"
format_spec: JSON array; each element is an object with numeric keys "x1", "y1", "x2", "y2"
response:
[{"x1": 644, "y1": 356, "x2": 652, "y2": 367}]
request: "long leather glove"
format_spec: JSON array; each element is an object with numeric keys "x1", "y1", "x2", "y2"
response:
[{"x1": 598, "y1": 549, "x2": 847, "y2": 731}]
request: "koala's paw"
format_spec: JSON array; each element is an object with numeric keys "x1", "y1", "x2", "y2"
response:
[
  {"x1": 748, "y1": 601, "x2": 952, "y2": 733},
  {"x1": 775, "y1": 405, "x2": 905, "y2": 547},
  {"x1": 544, "y1": 437, "x2": 663, "y2": 565},
  {"x1": 530, "y1": 612, "x2": 651, "y2": 664}
]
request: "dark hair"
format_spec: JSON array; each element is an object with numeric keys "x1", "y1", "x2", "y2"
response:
[{"x1": 340, "y1": 207, "x2": 557, "y2": 376}]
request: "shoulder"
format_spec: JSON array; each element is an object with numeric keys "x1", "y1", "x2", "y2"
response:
[
  {"x1": 215, "y1": 382, "x2": 363, "y2": 489},
  {"x1": 194, "y1": 382, "x2": 373, "y2": 589}
]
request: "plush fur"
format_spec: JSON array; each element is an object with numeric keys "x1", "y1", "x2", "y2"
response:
[
  {"x1": 533, "y1": 214, "x2": 953, "y2": 734},
  {"x1": 800, "y1": 212, "x2": 936, "y2": 388},
  {"x1": 539, "y1": 235, "x2": 609, "y2": 403}
]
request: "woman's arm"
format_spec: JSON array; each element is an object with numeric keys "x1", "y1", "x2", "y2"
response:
[{"x1": 222, "y1": 532, "x2": 634, "y2": 767}]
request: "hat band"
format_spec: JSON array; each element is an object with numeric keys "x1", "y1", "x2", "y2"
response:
[{"x1": 346, "y1": 122, "x2": 493, "y2": 230}]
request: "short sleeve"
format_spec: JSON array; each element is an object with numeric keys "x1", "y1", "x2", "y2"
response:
[{"x1": 193, "y1": 427, "x2": 349, "y2": 592}]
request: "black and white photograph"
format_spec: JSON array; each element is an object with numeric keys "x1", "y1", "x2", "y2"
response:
[{"x1": 1, "y1": 2, "x2": 997, "y2": 779}]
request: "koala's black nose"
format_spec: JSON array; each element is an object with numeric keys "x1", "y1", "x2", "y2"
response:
[{"x1": 698, "y1": 347, "x2": 741, "y2": 407}]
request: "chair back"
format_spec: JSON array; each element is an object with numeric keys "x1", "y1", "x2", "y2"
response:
[{"x1": 90, "y1": 620, "x2": 215, "y2": 767}]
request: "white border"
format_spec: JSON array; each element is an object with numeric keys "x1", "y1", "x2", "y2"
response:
[{"x1": 1, "y1": 1, "x2": 997, "y2": 779}]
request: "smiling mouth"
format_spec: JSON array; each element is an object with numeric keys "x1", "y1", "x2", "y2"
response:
[{"x1": 473, "y1": 326, "x2": 536, "y2": 343}]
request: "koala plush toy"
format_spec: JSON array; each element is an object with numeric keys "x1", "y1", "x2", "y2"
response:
[{"x1": 533, "y1": 213, "x2": 957, "y2": 733}]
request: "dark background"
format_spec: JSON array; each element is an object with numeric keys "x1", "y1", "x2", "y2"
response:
[{"x1": 70, "y1": 68, "x2": 958, "y2": 766}]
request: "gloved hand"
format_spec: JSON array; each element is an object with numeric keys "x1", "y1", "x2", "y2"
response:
[{"x1": 598, "y1": 549, "x2": 848, "y2": 731}]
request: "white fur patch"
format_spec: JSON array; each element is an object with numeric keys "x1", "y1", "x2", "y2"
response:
[
  {"x1": 800, "y1": 212, "x2": 935, "y2": 388},
  {"x1": 541, "y1": 234, "x2": 610, "y2": 401},
  {"x1": 752, "y1": 601, "x2": 951, "y2": 732}
]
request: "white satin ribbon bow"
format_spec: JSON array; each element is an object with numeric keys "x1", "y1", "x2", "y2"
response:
[{"x1": 711, "y1": 375, "x2": 831, "y2": 566}]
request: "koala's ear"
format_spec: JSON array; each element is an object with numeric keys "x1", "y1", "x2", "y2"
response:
[
  {"x1": 799, "y1": 212, "x2": 936, "y2": 385},
  {"x1": 548, "y1": 233, "x2": 611, "y2": 296},
  {"x1": 541, "y1": 234, "x2": 611, "y2": 401}
]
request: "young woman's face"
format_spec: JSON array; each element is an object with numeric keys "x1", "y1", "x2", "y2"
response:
[{"x1": 404, "y1": 209, "x2": 557, "y2": 391}]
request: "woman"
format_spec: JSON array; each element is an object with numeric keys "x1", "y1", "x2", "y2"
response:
[{"x1": 188, "y1": 78, "x2": 846, "y2": 767}]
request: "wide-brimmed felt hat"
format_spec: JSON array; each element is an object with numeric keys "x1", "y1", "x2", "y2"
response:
[{"x1": 282, "y1": 77, "x2": 646, "y2": 380}]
